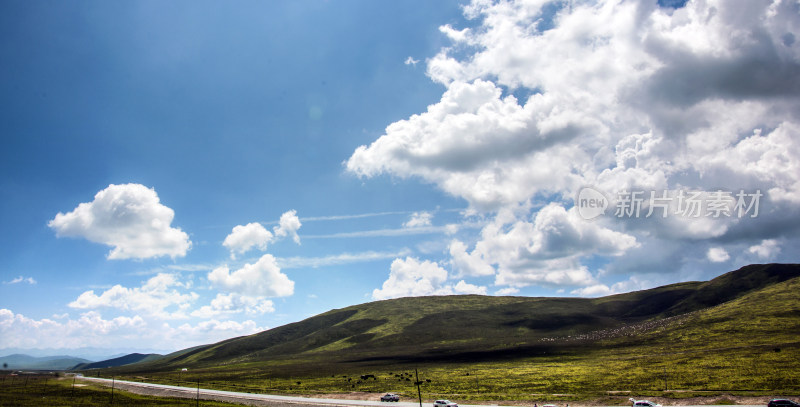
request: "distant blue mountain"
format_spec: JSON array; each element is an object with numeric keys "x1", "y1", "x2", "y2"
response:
[
  {"x1": 72, "y1": 353, "x2": 163, "y2": 370},
  {"x1": 0, "y1": 354, "x2": 92, "y2": 370},
  {"x1": 0, "y1": 346, "x2": 173, "y2": 361}
]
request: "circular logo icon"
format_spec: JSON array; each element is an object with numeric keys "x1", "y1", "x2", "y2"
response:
[{"x1": 576, "y1": 186, "x2": 608, "y2": 220}]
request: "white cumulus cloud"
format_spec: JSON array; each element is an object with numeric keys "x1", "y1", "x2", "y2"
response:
[
  {"x1": 223, "y1": 210, "x2": 302, "y2": 258},
  {"x1": 570, "y1": 276, "x2": 655, "y2": 298},
  {"x1": 68, "y1": 273, "x2": 197, "y2": 319},
  {"x1": 273, "y1": 210, "x2": 302, "y2": 245},
  {"x1": 223, "y1": 222, "x2": 272, "y2": 259},
  {"x1": 707, "y1": 247, "x2": 731, "y2": 263},
  {"x1": 372, "y1": 257, "x2": 449, "y2": 300},
  {"x1": 48, "y1": 183, "x2": 191, "y2": 260},
  {"x1": 191, "y1": 293, "x2": 275, "y2": 318},
  {"x1": 748, "y1": 239, "x2": 781, "y2": 259},
  {"x1": 404, "y1": 211, "x2": 433, "y2": 228},
  {"x1": 0, "y1": 308, "x2": 263, "y2": 351},
  {"x1": 452, "y1": 204, "x2": 637, "y2": 288},
  {"x1": 495, "y1": 287, "x2": 520, "y2": 296},
  {"x1": 453, "y1": 280, "x2": 487, "y2": 295},
  {"x1": 372, "y1": 257, "x2": 487, "y2": 300},
  {"x1": 449, "y1": 239, "x2": 495, "y2": 278},
  {"x1": 208, "y1": 254, "x2": 294, "y2": 298}
]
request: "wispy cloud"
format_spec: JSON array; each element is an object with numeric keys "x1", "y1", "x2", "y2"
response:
[
  {"x1": 404, "y1": 56, "x2": 420, "y2": 66},
  {"x1": 166, "y1": 264, "x2": 214, "y2": 272},
  {"x1": 298, "y1": 211, "x2": 412, "y2": 223},
  {"x1": 87, "y1": 284, "x2": 114, "y2": 290},
  {"x1": 129, "y1": 263, "x2": 214, "y2": 276},
  {"x1": 277, "y1": 249, "x2": 412, "y2": 269},
  {"x1": 271, "y1": 209, "x2": 465, "y2": 224},
  {"x1": 3, "y1": 276, "x2": 36, "y2": 285},
  {"x1": 303, "y1": 221, "x2": 484, "y2": 239}
]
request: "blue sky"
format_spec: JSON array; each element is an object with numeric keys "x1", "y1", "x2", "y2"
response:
[{"x1": 2, "y1": 0, "x2": 799, "y2": 355}]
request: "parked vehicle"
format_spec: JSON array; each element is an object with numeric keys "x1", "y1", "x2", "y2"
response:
[
  {"x1": 433, "y1": 400, "x2": 458, "y2": 407},
  {"x1": 768, "y1": 399, "x2": 800, "y2": 407},
  {"x1": 631, "y1": 400, "x2": 662, "y2": 407},
  {"x1": 381, "y1": 393, "x2": 400, "y2": 402}
]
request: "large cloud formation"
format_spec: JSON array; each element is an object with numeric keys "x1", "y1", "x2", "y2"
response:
[
  {"x1": 49, "y1": 183, "x2": 191, "y2": 260},
  {"x1": 350, "y1": 0, "x2": 800, "y2": 294}
]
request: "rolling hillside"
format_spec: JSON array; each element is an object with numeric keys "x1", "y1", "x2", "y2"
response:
[{"x1": 117, "y1": 263, "x2": 800, "y2": 374}]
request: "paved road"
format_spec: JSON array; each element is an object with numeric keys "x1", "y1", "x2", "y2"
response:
[{"x1": 80, "y1": 377, "x2": 765, "y2": 407}]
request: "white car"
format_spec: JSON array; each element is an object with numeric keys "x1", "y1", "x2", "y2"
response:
[
  {"x1": 381, "y1": 393, "x2": 400, "y2": 402},
  {"x1": 632, "y1": 400, "x2": 662, "y2": 407},
  {"x1": 434, "y1": 400, "x2": 458, "y2": 407}
]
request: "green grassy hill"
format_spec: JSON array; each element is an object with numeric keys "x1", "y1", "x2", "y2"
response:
[
  {"x1": 121, "y1": 263, "x2": 798, "y2": 369},
  {"x1": 104, "y1": 263, "x2": 800, "y2": 399}
]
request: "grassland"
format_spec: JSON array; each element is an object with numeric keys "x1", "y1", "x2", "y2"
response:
[
  {"x1": 0, "y1": 374, "x2": 236, "y2": 406},
  {"x1": 82, "y1": 264, "x2": 800, "y2": 403}
]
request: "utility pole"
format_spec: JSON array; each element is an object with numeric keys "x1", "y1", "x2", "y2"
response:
[
  {"x1": 414, "y1": 369, "x2": 423, "y2": 407},
  {"x1": 111, "y1": 376, "x2": 115, "y2": 405}
]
